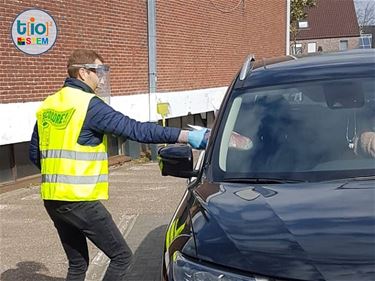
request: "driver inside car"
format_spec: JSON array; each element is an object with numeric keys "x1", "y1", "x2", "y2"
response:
[{"x1": 355, "y1": 131, "x2": 375, "y2": 158}]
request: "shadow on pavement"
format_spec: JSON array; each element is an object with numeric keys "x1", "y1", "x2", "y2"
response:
[
  {"x1": 1, "y1": 261, "x2": 65, "y2": 281},
  {"x1": 125, "y1": 225, "x2": 167, "y2": 281}
]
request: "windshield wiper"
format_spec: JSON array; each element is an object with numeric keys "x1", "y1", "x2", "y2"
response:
[{"x1": 222, "y1": 178, "x2": 306, "y2": 184}]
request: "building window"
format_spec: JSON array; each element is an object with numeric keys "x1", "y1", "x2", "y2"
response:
[
  {"x1": 359, "y1": 34, "x2": 372, "y2": 49},
  {"x1": 339, "y1": 40, "x2": 349, "y2": 51},
  {"x1": 307, "y1": 42, "x2": 317, "y2": 53},
  {"x1": 292, "y1": 43, "x2": 303, "y2": 55},
  {"x1": 0, "y1": 145, "x2": 13, "y2": 183},
  {"x1": 298, "y1": 20, "x2": 309, "y2": 29}
]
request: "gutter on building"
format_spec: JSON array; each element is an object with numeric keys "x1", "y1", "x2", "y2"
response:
[
  {"x1": 147, "y1": 0, "x2": 157, "y2": 121},
  {"x1": 147, "y1": 0, "x2": 158, "y2": 160}
]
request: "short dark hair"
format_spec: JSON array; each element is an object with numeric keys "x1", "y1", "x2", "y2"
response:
[{"x1": 67, "y1": 49, "x2": 104, "y2": 78}]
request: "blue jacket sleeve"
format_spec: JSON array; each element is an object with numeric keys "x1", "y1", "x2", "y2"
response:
[
  {"x1": 29, "y1": 123, "x2": 41, "y2": 170},
  {"x1": 84, "y1": 97, "x2": 181, "y2": 143}
]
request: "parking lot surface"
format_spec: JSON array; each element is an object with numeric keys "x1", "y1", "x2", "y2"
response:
[{"x1": 0, "y1": 160, "x2": 187, "y2": 281}]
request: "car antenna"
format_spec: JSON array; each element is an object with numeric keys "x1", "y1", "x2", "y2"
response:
[
  {"x1": 239, "y1": 54, "x2": 255, "y2": 80},
  {"x1": 262, "y1": 57, "x2": 267, "y2": 69}
]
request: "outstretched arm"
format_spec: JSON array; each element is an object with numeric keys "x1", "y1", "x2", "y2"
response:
[{"x1": 85, "y1": 97, "x2": 208, "y2": 149}]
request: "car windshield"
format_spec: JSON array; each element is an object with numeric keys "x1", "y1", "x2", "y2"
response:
[{"x1": 211, "y1": 77, "x2": 375, "y2": 182}]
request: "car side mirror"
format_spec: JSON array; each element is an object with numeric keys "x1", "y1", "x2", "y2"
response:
[{"x1": 158, "y1": 144, "x2": 198, "y2": 178}]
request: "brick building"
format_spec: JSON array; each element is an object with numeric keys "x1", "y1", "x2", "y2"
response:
[
  {"x1": 0, "y1": 0, "x2": 289, "y2": 185},
  {"x1": 294, "y1": 0, "x2": 360, "y2": 54}
]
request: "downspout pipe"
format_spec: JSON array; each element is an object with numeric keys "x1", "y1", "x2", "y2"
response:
[
  {"x1": 286, "y1": 0, "x2": 291, "y2": 55},
  {"x1": 147, "y1": 0, "x2": 157, "y2": 121},
  {"x1": 147, "y1": 0, "x2": 158, "y2": 159}
]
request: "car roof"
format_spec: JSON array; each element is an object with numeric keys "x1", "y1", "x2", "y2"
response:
[{"x1": 236, "y1": 49, "x2": 375, "y2": 89}]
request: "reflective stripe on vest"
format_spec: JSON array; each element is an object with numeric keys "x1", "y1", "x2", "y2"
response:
[
  {"x1": 41, "y1": 150, "x2": 107, "y2": 161},
  {"x1": 42, "y1": 174, "x2": 108, "y2": 184}
]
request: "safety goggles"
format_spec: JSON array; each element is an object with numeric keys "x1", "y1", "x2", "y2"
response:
[
  {"x1": 72, "y1": 64, "x2": 110, "y2": 77},
  {"x1": 71, "y1": 64, "x2": 111, "y2": 103}
]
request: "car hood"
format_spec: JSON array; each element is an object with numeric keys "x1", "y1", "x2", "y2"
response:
[{"x1": 191, "y1": 179, "x2": 375, "y2": 281}]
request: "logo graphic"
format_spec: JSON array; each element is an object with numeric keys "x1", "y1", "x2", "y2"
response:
[
  {"x1": 11, "y1": 9, "x2": 57, "y2": 55},
  {"x1": 41, "y1": 108, "x2": 75, "y2": 129},
  {"x1": 38, "y1": 108, "x2": 75, "y2": 148}
]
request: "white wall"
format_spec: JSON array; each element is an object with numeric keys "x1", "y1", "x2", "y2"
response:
[{"x1": 0, "y1": 86, "x2": 227, "y2": 146}]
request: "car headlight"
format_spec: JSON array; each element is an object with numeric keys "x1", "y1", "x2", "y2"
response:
[{"x1": 172, "y1": 251, "x2": 270, "y2": 281}]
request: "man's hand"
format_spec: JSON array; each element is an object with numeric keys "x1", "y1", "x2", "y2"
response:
[{"x1": 188, "y1": 128, "x2": 209, "y2": 149}]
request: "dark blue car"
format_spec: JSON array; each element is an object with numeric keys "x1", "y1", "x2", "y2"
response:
[{"x1": 158, "y1": 49, "x2": 375, "y2": 281}]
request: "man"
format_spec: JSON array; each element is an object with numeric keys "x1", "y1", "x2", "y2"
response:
[{"x1": 29, "y1": 49, "x2": 207, "y2": 281}]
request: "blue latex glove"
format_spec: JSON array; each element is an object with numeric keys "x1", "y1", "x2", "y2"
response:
[{"x1": 188, "y1": 128, "x2": 208, "y2": 149}]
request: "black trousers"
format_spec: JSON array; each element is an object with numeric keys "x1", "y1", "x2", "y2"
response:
[{"x1": 44, "y1": 200, "x2": 133, "y2": 281}]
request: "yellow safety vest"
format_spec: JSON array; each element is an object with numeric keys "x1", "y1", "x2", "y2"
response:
[{"x1": 36, "y1": 87, "x2": 108, "y2": 201}]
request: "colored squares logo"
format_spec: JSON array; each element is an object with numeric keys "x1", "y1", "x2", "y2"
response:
[{"x1": 17, "y1": 37, "x2": 25, "y2": 45}]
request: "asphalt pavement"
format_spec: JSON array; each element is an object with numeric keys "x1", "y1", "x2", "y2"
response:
[{"x1": 0, "y1": 159, "x2": 187, "y2": 281}]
